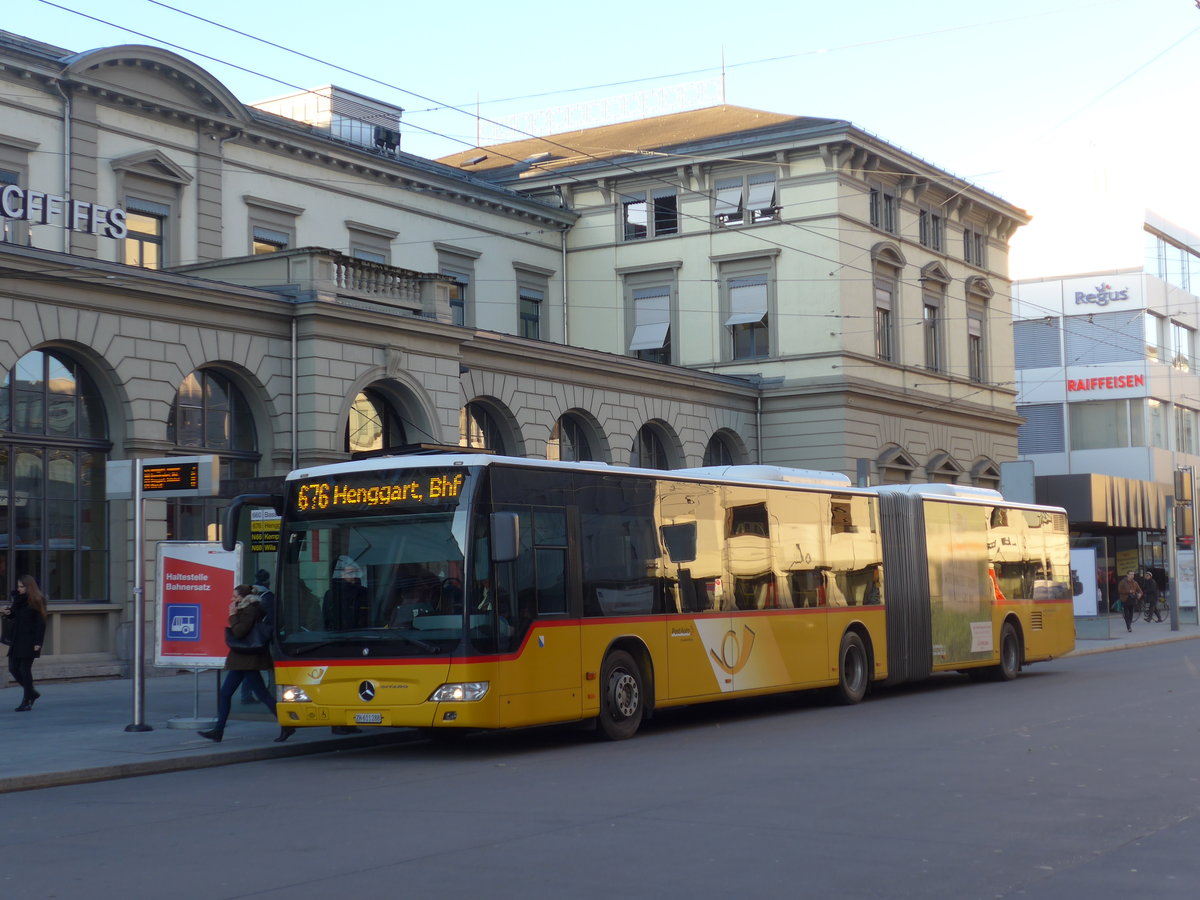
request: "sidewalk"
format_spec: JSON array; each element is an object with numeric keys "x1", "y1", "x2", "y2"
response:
[
  {"x1": 1, "y1": 617, "x2": 1197, "y2": 794},
  {"x1": 0, "y1": 670, "x2": 414, "y2": 794}
]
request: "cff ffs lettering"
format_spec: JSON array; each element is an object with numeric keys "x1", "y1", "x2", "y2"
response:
[{"x1": 0, "y1": 185, "x2": 128, "y2": 238}]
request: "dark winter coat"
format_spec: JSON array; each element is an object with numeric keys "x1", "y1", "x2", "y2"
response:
[
  {"x1": 5, "y1": 592, "x2": 47, "y2": 660},
  {"x1": 223, "y1": 600, "x2": 272, "y2": 671}
]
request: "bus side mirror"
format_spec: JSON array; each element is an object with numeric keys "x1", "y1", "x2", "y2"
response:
[{"x1": 490, "y1": 511, "x2": 520, "y2": 562}]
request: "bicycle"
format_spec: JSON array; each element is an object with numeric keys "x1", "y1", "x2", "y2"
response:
[{"x1": 1143, "y1": 596, "x2": 1167, "y2": 622}]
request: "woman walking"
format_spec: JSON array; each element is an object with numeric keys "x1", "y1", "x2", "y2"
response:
[
  {"x1": 3, "y1": 575, "x2": 47, "y2": 711},
  {"x1": 199, "y1": 583, "x2": 295, "y2": 743}
]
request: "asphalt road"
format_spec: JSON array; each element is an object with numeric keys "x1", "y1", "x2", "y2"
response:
[{"x1": 3, "y1": 641, "x2": 1199, "y2": 900}]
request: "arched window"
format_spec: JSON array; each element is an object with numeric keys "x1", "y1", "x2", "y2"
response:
[
  {"x1": 166, "y1": 369, "x2": 258, "y2": 541},
  {"x1": 548, "y1": 414, "x2": 595, "y2": 462},
  {"x1": 460, "y1": 402, "x2": 506, "y2": 454},
  {"x1": 346, "y1": 389, "x2": 407, "y2": 454},
  {"x1": 631, "y1": 424, "x2": 670, "y2": 470},
  {"x1": 703, "y1": 432, "x2": 737, "y2": 467},
  {"x1": 0, "y1": 349, "x2": 109, "y2": 601}
]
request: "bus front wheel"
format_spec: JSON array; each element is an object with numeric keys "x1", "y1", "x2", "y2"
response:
[
  {"x1": 597, "y1": 650, "x2": 644, "y2": 740},
  {"x1": 834, "y1": 632, "x2": 869, "y2": 705}
]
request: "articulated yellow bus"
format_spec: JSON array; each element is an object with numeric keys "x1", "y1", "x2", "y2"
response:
[{"x1": 225, "y1": 454, "x2": 1075, "y2": 740}]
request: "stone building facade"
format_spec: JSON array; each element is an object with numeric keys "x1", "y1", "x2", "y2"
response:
[{"x1": 0, "y1": 32, "x2": 754, "y2": 678}]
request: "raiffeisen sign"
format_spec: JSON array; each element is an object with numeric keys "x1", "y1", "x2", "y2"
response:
[
  {"x1": 1074, "y1": 282, "x2": 1131, "y2": 307},
  {"x1": 1, "y1": 185, "x2": 128, "y2": 239},
  {"x1": 1067, "y1": 374, "x2": 1145, "y2": 392}
]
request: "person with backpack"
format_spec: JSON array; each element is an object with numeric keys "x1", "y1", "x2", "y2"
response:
[{"x1": 199, "y1": 583, "x2": 294, "y2": 744}]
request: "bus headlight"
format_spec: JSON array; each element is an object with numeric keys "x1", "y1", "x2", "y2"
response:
[
  {"x1": 429, "y1": 682, "x2": 489, "y2": 702},
  {"x1": 278, "y1": 685, "x2": 312, "y2": 703}
]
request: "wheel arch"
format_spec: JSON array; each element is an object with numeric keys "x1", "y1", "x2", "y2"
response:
[
  {"x1": 1001, "y1": 613, "x2": 1025, "y2": 669},
  {"x1": 843, "y1": 620, "x2": 877, "y2": 687},
  {"x1": 601, "y1": 636, "x2": 656, "y2": 717}
]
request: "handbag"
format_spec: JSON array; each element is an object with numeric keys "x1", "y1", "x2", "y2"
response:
[
  {"x1": 224, "y1": 615, "x2": 272, "y2": 651},
  {"x1": 0, "y1": 615, "x2": 12, "y2": 646}
]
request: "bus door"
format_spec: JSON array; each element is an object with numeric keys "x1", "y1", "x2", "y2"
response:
[
  {"x1": 660, "y1": 504, "x2": 736, "y2": 700},
  {"x1": 491, "y1": 507, "x2": 581, "y2": 727}
]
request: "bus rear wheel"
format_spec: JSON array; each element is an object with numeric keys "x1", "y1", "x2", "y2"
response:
[
  {"x1": 597, "y1": 650, "x2": 644, "y2": 740},
  {"x1": 834, "y1": 632, "x2": 869, "y2": 705},
  {"x1": 997, "y1": 622, "x2": 1021, "y2": 681}
]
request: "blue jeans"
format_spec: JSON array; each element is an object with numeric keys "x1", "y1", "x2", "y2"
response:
[{"x1": 214, "y1": 669, "x2": 275, "y2": 731}]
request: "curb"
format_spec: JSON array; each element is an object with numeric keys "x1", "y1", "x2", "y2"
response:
[
  {"x1": 0, "y1": 729, "x2": 418, "y2": 795},
  {"x1": 1067, "y1": 630, "x2": 1200, "y2": 658}
]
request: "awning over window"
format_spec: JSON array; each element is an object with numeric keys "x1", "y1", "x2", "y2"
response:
[
  {"x1": 725, "y1": 277, "x2": 768, "y2": 326},
  {"x1": 629, "y1": 321, "x2": 670, "y2": 350},
  {"x1": 630, "y1": 288, "x2": 670, "y2": 351},
  {"x1": 714, "y1": 182, "x2": 743, "y2": 216},
  {"x1": 746, "y1": 176, "x2": 776, "y2": 212}
]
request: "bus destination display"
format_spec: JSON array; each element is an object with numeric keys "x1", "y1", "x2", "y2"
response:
[
  {"x1": 142, "y1": 461, "x2": 199, "y2": 493},
  {"x1": 294, "y1": 471, "x2": 466, "y2": 514}
]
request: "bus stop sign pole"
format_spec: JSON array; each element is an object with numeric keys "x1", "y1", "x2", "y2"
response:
[{"x1": 127, "y1": 458, "x2": 152, "y2": 732}]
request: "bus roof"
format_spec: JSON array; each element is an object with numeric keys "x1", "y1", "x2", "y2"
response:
[
  {"x1": 287, "y1": 453, "x2": 856, "y2": 488},
  {"x1": 284, "y1": 454, "x2": 1064, "y2": 515}
]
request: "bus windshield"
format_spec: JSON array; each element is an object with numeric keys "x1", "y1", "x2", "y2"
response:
[{"x1": 277, "y1": 502, "x2": 473, "y2": 659}]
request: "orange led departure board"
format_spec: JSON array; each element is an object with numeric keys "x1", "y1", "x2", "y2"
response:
[
  {"x1": 292, "y1": 471, "x2": 467, "y2": 516},
  {"x1": 142, "y1": 461, "x2": 200, "y2": 493}
]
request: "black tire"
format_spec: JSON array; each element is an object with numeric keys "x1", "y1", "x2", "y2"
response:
[
  {"x1": 834, "y1": 631, "x2": 869, "y2": 705},
  {"x1": 597, "y1": 649, "x2": 644, "y2": 740},
  {"x1": 997, "y1": 622, "x2": 1021, "y2": 681}
]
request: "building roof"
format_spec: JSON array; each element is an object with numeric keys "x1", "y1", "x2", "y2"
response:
[{"x1": 438, "y1": 105, "x2": 847, "y2": 177}]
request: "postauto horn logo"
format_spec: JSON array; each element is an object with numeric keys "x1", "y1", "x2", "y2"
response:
[{"x1": 1074, "y1": 282, "x2": 1130, "y2": 307}]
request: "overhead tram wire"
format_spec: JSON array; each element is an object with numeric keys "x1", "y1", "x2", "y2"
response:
[
  {"x1": 36, "y1": 0, "x2": 1156, "y2": 345},
  {"x1": 16, "y1": 10, "x2": 1183, "y2": 416},
  {"x1": 44, "y1": 0, "x2": 1059, "y2": 318},
  {"x1": 108, "y1": 0, "x2": 1030, "y2": 292}
]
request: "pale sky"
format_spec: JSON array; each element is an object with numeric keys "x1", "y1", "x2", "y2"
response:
[{"x1": 8, "y1": 0, "x2": 1200, "y2": 279}]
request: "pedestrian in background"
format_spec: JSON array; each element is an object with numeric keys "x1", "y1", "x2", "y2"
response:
[
  {"x1": 199, "y1": 583, "x2": 294, "y2": 744},
  {"x1": 1118, "y1": 570, "x2": 1141, "y2": 633},
  {"x1": 3, "y1": 575, "x2": 47, "y2": 711},
  {"x1": 1139, "y1": 569, "x2": 1163, "y2": 623}
]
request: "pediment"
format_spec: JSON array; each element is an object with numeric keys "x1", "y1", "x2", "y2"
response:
[
  {"x1": 965, "y1": 276, "x2": 994, "y2": 300},
  {"x1": 110, "y1": 149, "x2": 193, "y2": 185},
  {"x1": 63, "y1": 45, "x2": 249, "y2": 125},
  {"x1": 877, "y1": 445, "x2": 917, "y2": 470},
  {"x1": 870, "y1": 241, "x2": 906, "y2": 268},
  {"x1": 926, "y1": 452, "x2": 963, "y2": 476},
  {"x1": 920, "y1": 261, "x2": 952, "y2": 286}
]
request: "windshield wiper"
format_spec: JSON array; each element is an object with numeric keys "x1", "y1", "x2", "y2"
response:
[
  {"x1": 283, "y1": 633, "x2": 440, "y2": 655},
  {"x1": 283, "y1": 640, "x2": 348, "y2": 656}
]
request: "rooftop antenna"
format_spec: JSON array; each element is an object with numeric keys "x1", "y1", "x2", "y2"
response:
[{"x1": 721, "y1": 47, "x2": 727, "y2": 105}]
